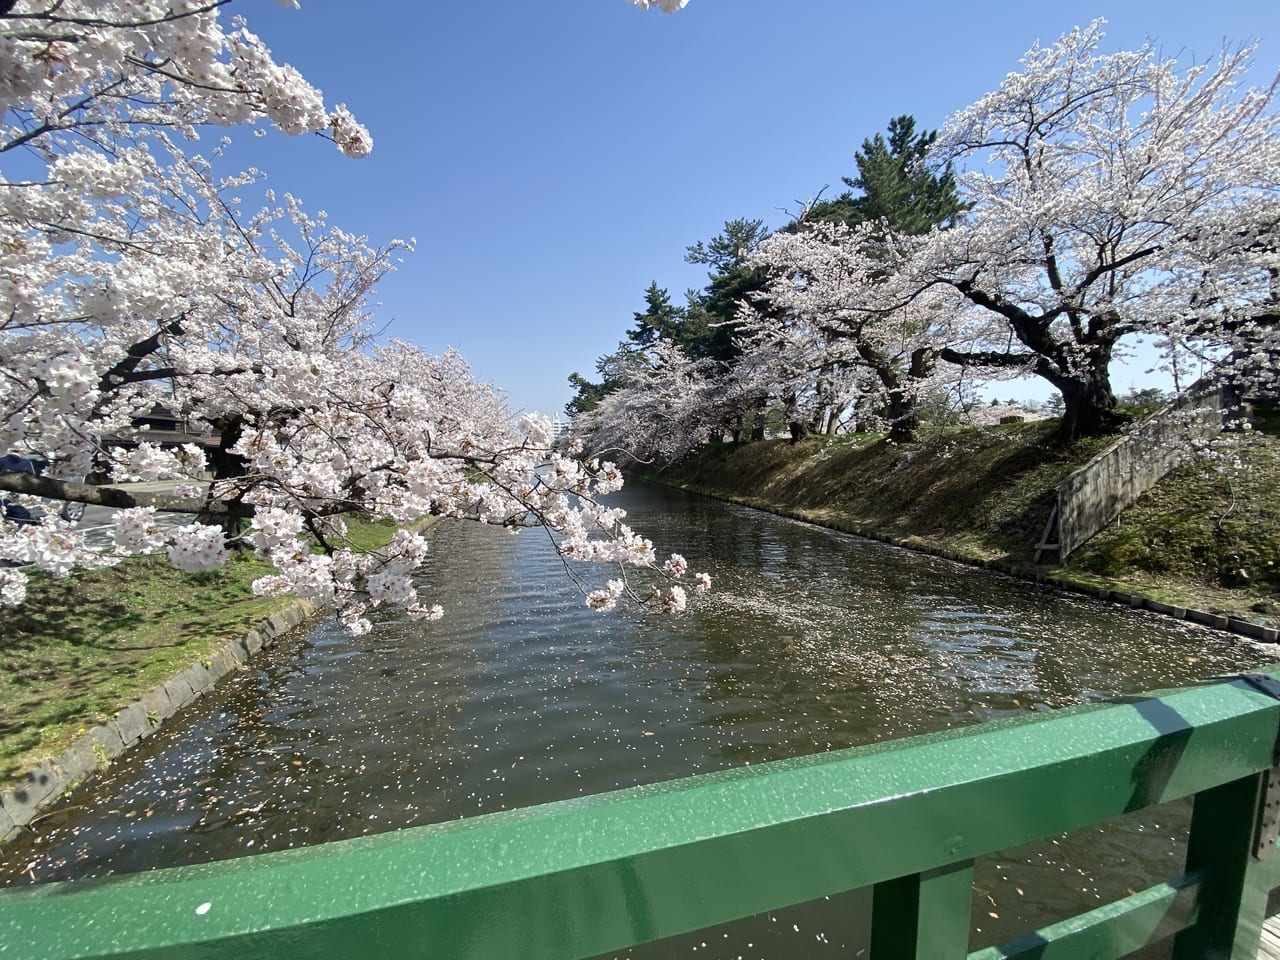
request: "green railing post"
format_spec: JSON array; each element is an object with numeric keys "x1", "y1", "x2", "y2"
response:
[
  {"x1": 1171, "y1": 771, "x2": 1271, "y2": 960},
  {"x1": 870, "y1": 859, "x2": 974, "y2": 960}
]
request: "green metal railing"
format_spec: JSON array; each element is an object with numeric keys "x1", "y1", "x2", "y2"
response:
[{"x1": 5, "y1": 669, "x2": 1280, "y2": 959}]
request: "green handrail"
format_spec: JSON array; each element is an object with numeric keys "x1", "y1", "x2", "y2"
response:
[{"x1": 3, "y1": 670, "x2": 1280, "y2": 960}]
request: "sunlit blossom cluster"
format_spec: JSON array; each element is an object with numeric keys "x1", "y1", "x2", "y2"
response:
[
  {"x1": 0, "y1": 1, "x2": 371, "y2": 157},
  {"x1": 119, "y1": 444, "x2": 207, "y2": 483},
  {"x1": 628, "y1": 0, "x2": 690, "y2": 10},
  {"x1": 573, "y1": 20, "x2": 1279, "y2": 450},
  {"x1": 0, "y1": 569, "x2": 26, "y2": 606},
  {"x1": 166, "y1": 524, "x2": 230, "y2": 573},
  {"x1": 586, "y1": 579, "x2": 626, "y2": 612},
  {"x1": 0, "y1": 518, "x2": 117, "y2": 578},
  {"x1": 111, "y1": 507, "x2": 169, "y2": 555},
  {"x1": 0, "y1": 0, "x2": 703, "y2": 631}
]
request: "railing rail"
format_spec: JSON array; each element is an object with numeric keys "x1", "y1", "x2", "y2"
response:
[{"x1": 4, "y1": 670, "x2": 1280, "y2": 959}]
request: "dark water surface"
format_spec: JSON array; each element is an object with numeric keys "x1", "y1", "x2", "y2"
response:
[{"x1": 1, "y1": 483, "x2": 1274, "y2": 957}]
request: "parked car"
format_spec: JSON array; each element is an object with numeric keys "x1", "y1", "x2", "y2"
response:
[{"x1": 0, "y1": 452, "x2": 86, "y2": 524}]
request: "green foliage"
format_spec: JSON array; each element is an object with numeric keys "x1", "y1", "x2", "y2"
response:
[
  {"x1": 844, "y1": 115, "x2": 968, "y2": 234},
  {"x1": 626, "y1": 281, "x2": 684, "y2": 348},
  {"x1": 565, "y1": 371, "x2": 606, "y2": 417},
  {"x1": 798, "y1": 115, "x2": 968, "y2": 237},
  {"x1": 682, "y1": 217, "x2": 772, "y2": 362},
  {"x1": 1116, "y1": 387, "x2": 1170, "y2": 417}
]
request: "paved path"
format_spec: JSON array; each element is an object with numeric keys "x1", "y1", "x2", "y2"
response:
[{"x1": 74, "y1": 482, "x2": 194, "y2": 548}]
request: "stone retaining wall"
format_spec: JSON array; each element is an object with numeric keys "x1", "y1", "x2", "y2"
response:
[{"x1": 1055, "y1": 383, "x2": 1229, "y2": 558}]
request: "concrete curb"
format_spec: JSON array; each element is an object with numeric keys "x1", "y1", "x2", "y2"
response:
[
  {"x1": 661, "y1": 481, "x2": 1280, "y2": 646},
  {"x1": 0, "y1": 597, "x2": 320, "y2": 846}
]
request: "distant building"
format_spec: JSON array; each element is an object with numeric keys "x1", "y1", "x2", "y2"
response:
[
  {"x1": 549, "y1": 415, "x2": 572, "y2": 440},
  {"x1": 105, "y1": 403, "x2": 222, "y2": 451}
]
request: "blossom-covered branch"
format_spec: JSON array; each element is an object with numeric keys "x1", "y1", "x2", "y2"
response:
[{"x1": 1, "y1": 0, "x2": 708, "y2": 627}]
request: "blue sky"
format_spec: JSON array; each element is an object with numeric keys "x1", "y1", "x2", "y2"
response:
[{"x1": 224, "y1": 0, "x2": 1280, "y2": 417}]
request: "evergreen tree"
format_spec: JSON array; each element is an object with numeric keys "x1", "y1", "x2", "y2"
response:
[
  {"x1": 626, "y1": 282, "x2": 684, "y2": 347},
  {"x1": 566, "y1": 283, "x2": 682, "y2": 418},
  {"x1": 800, "y1": 115, "x2": 967, "y2": 236},
  {"x1": 682, "y1": 218, "x2": 771, "y2": 363},
  {"x1": 680, "y1": 219, "x2": 775, "y2": 437},
  {"x1": 565, "y1": 372, "x2": 608, "y2": 417},
  {"x1": 843, "y1": 115, "x2": 967, "y2": 234}
]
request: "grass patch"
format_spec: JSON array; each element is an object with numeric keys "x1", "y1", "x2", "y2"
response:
[
  {"x1": 0, "y1": 552, "x2": 280, "y2": 785},
  {"x1": 0, "y1": 517, "x2": 404, "y2": 788},
  {"x1": 1068, "y1": 430, "x2": 1280, "y2": 614}
]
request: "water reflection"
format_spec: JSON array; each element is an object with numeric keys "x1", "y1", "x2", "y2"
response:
[{"x1": 0, "y1": 483, "x2": 1273, "y2": 958}]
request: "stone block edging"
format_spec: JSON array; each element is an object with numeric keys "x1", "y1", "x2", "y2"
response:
[
  {"x1": 0, "y1": 517, "x2": 441, "y2": 846},
  {"x1": 0, "y1": 596, "x2": 320, "y2": 846}
]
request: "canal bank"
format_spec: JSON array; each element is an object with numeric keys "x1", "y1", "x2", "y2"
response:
[
  {"x1": 646, "y1": 479, "x2": 1280, "y2": 646},
  {"x1": 0, "y1": 597, "x2": 322, "y2": 846},
  {"x1": 0, "y1": 516, "x2": 439, "y2": 844},
  {"x1": 638, "y1": 423, "x2": 1280, "y2": 644}
]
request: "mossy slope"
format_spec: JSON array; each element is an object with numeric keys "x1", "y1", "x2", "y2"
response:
[{"x1": 647, "y1": 421, "x2": 1280, "y2": 625}]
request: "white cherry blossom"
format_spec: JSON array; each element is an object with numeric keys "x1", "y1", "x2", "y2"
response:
[{"x1": 0, "y1": 0, "x2": 704, "y2": 630}]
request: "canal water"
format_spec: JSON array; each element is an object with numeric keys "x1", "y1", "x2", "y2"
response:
[{"x1": 1, "y1": 482, "x2": 1274, "y2": 957}]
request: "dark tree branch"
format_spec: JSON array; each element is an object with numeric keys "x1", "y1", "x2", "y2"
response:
[{"x1": 0, "y1": 473, "x2": 253, "y2": 517}]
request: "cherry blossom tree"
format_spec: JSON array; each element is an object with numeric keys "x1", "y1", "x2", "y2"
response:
[
  {"x1": 749, "y1": 221, "x2": 1002, "y2": 442},
  {"x1": 730, "y1": 293, "x2": 867, "y2": 441},
  {"x1": 738, "y1": 114, "x2": 971, "y2": 443},
  {"x1": 574, "y1": 341, "x2": 729, "y2": 462},
  {"x1": 0, "y1": 0, "x2": 373, "y2": 159},
  {"x1": 1, "y1": 0, "x2": 707, "y2": 625},
  {"x1": 917, "y1": 21, "x2": 1279, "y2": 438}
]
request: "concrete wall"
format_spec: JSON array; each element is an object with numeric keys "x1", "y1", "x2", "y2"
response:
[{"x1": 1057, "y1": 383, "x2": 1229, "y2": 558}]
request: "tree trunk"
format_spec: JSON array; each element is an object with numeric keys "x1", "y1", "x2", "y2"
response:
[
  {"x1": 942, "y1": 336, "x2": 1123, "y2": 442},
  {"x1": 203, "y1": 414, "x2": 249, "y2": 539},
  {"x1": 784, "y1": 393, "x2": 808, "y2": 443},
  {"x1": 750, "y1": 399, "x2": 767, "y2": 442},
  {"x1": 883, "y1": 347, "x2": 932, "y2": 443},
  {"x1": 887, "y1": 392, "x2": 919, "y2": 443},
  {"x1": 1056, "y1": 369, "x2": 1122, "y2": 441}
]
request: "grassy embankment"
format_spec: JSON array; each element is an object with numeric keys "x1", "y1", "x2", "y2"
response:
[
  {"x1": 0, "y1": 519, "x2": 397, "y2": 786},
  {"x1": 647, "y1": 416, "x2": 1280, "y2": 627}
]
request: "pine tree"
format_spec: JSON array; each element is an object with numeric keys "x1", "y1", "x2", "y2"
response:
[
  {"x1": 626, "y1": 282, "x2": 684, "y2": 348},
  {"x1": 801, "y1": 115, "x2": 966, "y2": 236}
]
